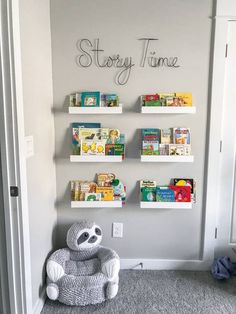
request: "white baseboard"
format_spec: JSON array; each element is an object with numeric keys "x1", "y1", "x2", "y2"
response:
[
  {"x1": 120, "y1": 258, "x2": 211, "y2": 271},
  {"x1": 32, "y1": 288, "x2": 46, "y2": 314}
]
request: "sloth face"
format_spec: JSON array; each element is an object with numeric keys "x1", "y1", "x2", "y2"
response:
[
  {"x1": 66, "y1": 221, "x2": 103, "y2": 251},
  {"x1": 76, "y1": 225, "x2": 102, "y2": 250}
]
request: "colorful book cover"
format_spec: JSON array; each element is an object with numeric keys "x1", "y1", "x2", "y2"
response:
[
  {"x1": 105, "y1": 144, "x2": 124, "y2": 156},
  {"x1": 161, "y1": 128, "x2": 172, "y2": 144},
  {"x1": 72, "y1": 123, "x2": 101, "y2": 155},
  {"x1": 142, "y1": 141, "x2": 159, "y2": 155},
  {"x1": 85, "y1": 193, "x2": 101, "y2": 201},
  {"x1": 169, "y1": 144, "x2": 186, "y2": 156},
  {"x1": 172, "y1": 178, "x2": 196, "y2": 202},
  {"x1": 169, "y1": 185, "x2": 191, "y2": 202},
  {"x1": 96, "y1": 187, "x2": 114, "y2": 201},
  {"x1": 97, "y1": 173, "x2": 116, "y2": 187},
  {"x1": 141, "y1": 187, "x2": 156, "y2": 202},
  {"x1": 175, "y1": 93, "x2": 192, "y2": 106},
  {"x1": 106, "y1": 129, "x2": 121, "y2": 144},
  {"x1": 140, "y1": 180, "x2": 157, "y2": 189},
  {"x1": 141, "y1": 129, "x2": 161, "y2": 142},
  {"x1": 156, "y1": 186, "x2": 175, "y2": 202},
  {"x1": 81, "y1": 91, "x2": 100, "y2": 107},
  {"x1": 104, "y1": 94, "x2": 119, "y2": 107},
  {"x1": 78, "y1": 128, "x2": 101, "y2": 141},
  {"x1": 81, "y1": 140, "x2": 105, "y2": 156},
  {"x1": 159, "y1": 93, "x2": 175, "y2": 106},
  {"x1": 173, "y1": 128, "x2": 191, "y2": 145},
  {"x1": 144, "y1": 94, "x2": 159, "y2": 101}
]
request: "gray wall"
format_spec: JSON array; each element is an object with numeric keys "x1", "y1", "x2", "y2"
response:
[
  {"x1": 19, "y1": 0, "x2": 57, "y2": 307},
  {"x1": 51, "y1": 0, "x2": 212, "y2": 260}
]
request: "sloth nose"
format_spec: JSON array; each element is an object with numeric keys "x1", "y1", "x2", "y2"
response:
[{"x1": 88, "y1": 235, "x2": 97, "y2": 243}]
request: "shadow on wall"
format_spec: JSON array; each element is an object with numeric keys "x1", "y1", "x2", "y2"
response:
[{"x1": 126, "y1": 128, "x2": 141, "y2": 159}]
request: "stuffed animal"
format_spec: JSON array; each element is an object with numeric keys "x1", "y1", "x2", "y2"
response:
[{"x1": 46, "y1": 220, "x2": 120, "y2": 306}]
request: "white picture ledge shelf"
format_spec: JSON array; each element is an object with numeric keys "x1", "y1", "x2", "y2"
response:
[
  {"x1": 70, "y1": 155, "x2": 123, "y2": 162},
  {"x1": 140, "y1": 202, "x2": 192, "y2": 209},
  {"x1": 141, "y1": 106, "x2": 196, "y2": 114},
  {"x1": 68, "y1": 105, "x2": 123, "y2": 114},
  {"x1": 141, "y1": 155, "x2": 194, "y2": 162},
  {"x1": 71, "y1": 201, "x2": 122, "y2": 208}
]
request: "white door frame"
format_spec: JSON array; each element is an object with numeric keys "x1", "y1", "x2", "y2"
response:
[
  {"x1": 203, "y1": 0, "x2": 236, "y2": 263},
  {"x1": 0, "y1": 0, "x2": 32, "y2": 313}
]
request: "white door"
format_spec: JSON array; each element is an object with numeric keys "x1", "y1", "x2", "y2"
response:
[{"x1": 215, "y1": 21, "x2": 236, "y2": 259}]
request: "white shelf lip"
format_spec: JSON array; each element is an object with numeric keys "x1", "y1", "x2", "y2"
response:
[
  {"x1": 68, "y1": 105, "x2": 123, "y2": 114},
  {"x1": 70, "y1": 155, "x2": 123, "y2": 162},
  {"x1": 71, "y1": 201, "x2": 122, "y2": 208},
  {"x1": 141, "y1": 106, "x2": 196, "y2": 114},
  {"x1": 141, "y1": 155, "x2": 194, "y2": 162},
  {"x1": 140, "y1": 201, "x2": 192, "y2": 209}
]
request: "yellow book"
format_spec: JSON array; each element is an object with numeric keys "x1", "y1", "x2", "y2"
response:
[
  {"x1": 175, "y1": 93, "x2": 192, "y2": 106},
  {"x1": 96, "y1": 187, "x2": 114, "y2": 201}
]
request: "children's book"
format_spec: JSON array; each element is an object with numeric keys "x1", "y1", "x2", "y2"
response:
[
  {"x1": 96, "y1": 187, "x2": 114, "y2": 201},
  {"x1": 97, "y1": 173, "x2": 116, "y2": 187},
  {"x1": 141, "y1": 129, "x2": 161, "y2": 142},
  {"x1": 159, "y1": 93, "x2": 175, "y2": 106},
  {"x1": 75, "y1": 93, "x2": 81, "y2": 106},
  {"x1": 161, "y1": 128, "x2": 172, "y2": 144},
  {"x1": 106, "y1": 129, "x2": 121, "y2": 144},
  {"x1": 172, "y1": 178, "x2": 196, "y2": 202},
  {"x1": 175, "y1": 93, "x2": 192, "y2": 106},
  {"x1": 156, "y1": 187, "x2": 175, "y2": 202},
  {"x1": 81, "y1": 91, "x2": 100, "y2": 107},
  {"x1": 142, "y1": 141, "x2": 159, "y2": 155},
  {"x1": 85, "y1": 193, "x2": 101, "y2": 201},
  {"x1": 143, "y1": 94, "x2": 161, "y2": 106},
  {"x1": 105, "y1": 144, "x2": 124, "y2": 156},
  {"x1": 169, "y1": 144, "x2": 186, "y2": 156},
  {"x1": 169, "y1": 185, "x2": 191, "y2": 202},
  {"x1": 159, "y1": 144, "x2": 169, "y2": 155},
  {"x1": 81, "y1": 140, "x2": 105, "y2": 156},
  {"x1": 140, "y1": 181, "x2": 157, "y2": 202},
  {"x1": 173, "y1": 128, "x2": 191, "y2": 145},
  {"x1": 70, "y1": 94, "x2": 76, "y2": 107},
  {"x1": 72, "y1": 123, "x2": 101, "y2": 155},
  {"x1": 78, "y1": 128, "x2": 101, "y2": 141},
  {"x1": 104, "y1": 94, "x2": 119, "y2": 107}
]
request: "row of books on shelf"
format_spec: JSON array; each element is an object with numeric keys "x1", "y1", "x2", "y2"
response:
[
  {"x1": 70, "y1": 91, "x2": 120, "y2": 108},
  {"x1": 70, "y1": 175, "x2": 196, "y2": 204},
  {"x1": 141, "y1": 179, "x2": 196, "y2": 203},
  {"x1": 71, "y1": 173, "x2": 126, "y2": 202},
  {"x1": 141, "y1": 93, "x2": 193, "y2": 107},
  {"x1": 72, "y1": 123, "x2": 125, "y2": 157},
  {"x1": 142, "y1": 128, "x2": 191, "y2": 156}
]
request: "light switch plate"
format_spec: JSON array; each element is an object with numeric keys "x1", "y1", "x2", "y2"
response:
[
  {"x1": 112, "y1": 222, "x2": 123, "y2": 238},
  {"x1": 25, "y1": 135, "x2": 34, "y2": 158}
]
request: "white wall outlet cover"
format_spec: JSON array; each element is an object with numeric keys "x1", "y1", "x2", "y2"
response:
[
  {"x1": 112, "y1": 222, "x2": 123, "y2": 238},
  {"x1": 24, "y1": 135, "x2": 34, "y2": 158}
]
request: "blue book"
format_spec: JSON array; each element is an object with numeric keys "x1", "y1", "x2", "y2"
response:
[
  {"x1": 81, "y1": 91, "x2": 100, "y2": 107},
  {"x1": 141, "y1": 128, "x2": 161, "y2": 142},
  {"x1": 156, "y1": 187, "x2": 175, "y2": 202}
]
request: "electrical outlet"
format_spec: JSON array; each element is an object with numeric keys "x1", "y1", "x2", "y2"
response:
[{"x1": 112, "y1": 222, "x2": 123, "y2": 238}]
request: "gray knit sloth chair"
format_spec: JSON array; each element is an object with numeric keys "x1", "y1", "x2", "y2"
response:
[{"x1": 46, "y1": 220, "x2": 120, "y2": 306}]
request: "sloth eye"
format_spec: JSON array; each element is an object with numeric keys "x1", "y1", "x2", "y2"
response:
[
  {"x1": 83, "y1": 232, "x2": 89, "y2": 238},
  {"x1": 95, "y1": 228, "x2": 101, "y2": 235}
]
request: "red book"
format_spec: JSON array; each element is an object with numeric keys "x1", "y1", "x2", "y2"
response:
[
  {"x1": 144, "y1": 94, "x2": 159, "y2": 101},
  {"x1": 169, "y1": 185, "x2": 191, "y2": 202}
]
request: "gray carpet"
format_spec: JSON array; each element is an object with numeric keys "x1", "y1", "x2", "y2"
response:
[{"x1": 41, "y1": 270, "x2": 236, "y2": 314}]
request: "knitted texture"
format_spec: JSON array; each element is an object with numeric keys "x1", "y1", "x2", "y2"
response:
[{"x1": 46, "y1": 220, "x2": 120, "y2": 306}]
